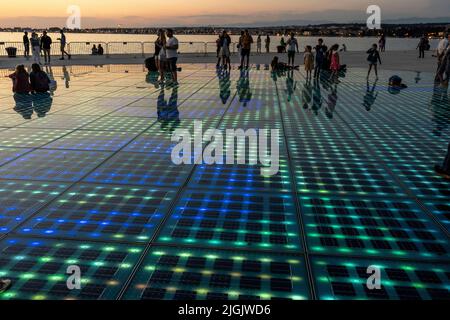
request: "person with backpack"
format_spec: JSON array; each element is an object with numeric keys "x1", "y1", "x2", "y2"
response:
[
  {"x1": 30, "y1": 63, "x2": 51, "y2": 93},
  {"x1": 40, "y1": 31, "x2": 53, "y2": 64},
  {"x1": 366, "y1": 44, "x2": 382, "y2": 79}
]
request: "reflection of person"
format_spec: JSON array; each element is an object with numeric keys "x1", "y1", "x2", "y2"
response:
[
  {"x1": 30, "y1": 63, "x2": 50, "y2": 93},
  {"x1": 13, "y1": 93, "x2": 33, "y2": 119},
  {"x1": 157, "y1": 86, "x2": 180, "y2": 132},
  {"x1": 0, "y1": 279, "x2": 11, "y2": 293},
  {"x1": 237, "y1": 70, "x2": 252, "y2": 107},
  {"x1": 325, "y1": 84, "x2": 338, "y2": 119},
  {"x1": 312, "y1": 79, "x2": 323, "y2": 116},
  {"x1": 363, "y1": 80, "x2": 378, "y2": 111},
  {"x1": 32, "y1": 92, "x2": 53, "y2": 117},
  {"x1": 62, "y1": 66, "x2": 71, "y2": 88},
  {"x1": 434, "y1": 143, "x2": 450, "y2": 179},
  {"x1": 218, "y1": 70, "x2": 231, "y2": 104},
  {"x1": 285, "y1": 70, "x2": 297, "y2": 102},
  {"x1": 302, "y1": 79, "x2": 313, "y2": 109}
]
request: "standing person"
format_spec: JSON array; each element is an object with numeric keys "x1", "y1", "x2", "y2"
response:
[
  {"x1": 240, "y1": 30, "x2": 253, "y2": 70},
  {"x1": 165, "y1": 29, "x2": 179, "y2": 85},
  {"x1": 30, "y1": 63, "x2": 50, "y2": 93},
  {"x1": 286, "y1": 32, "x2": 299, "y2": 66},
  {"x1": 378, "y1": 34, "x2": 386, "y2": 52},
  {"x1": 314, "y1": 38, "x2": 327, "y2": 78},
  {"x1": 265, "y1": 35, "x2": 271, "y2": 53},
  {"x1": 157, "y1": 30, "x2": 167, "y2": 84},
  {"x1": 154, "y1": 29, "x2": 164, "y2": 77},
  {"x1": 435, "y1": 143, "x2": 450, "y2": 179},
  {"x1": 366, "y1": 44, "x2": 382, "y2": 79},
  {"x1": 30, "y1": 32, "x2": 41, "y2": 64},
  {"x1": 23, "y1": 31, "x2": 30, "y2": 59},
  {"x1": 219, "y1": 30, "x2": 232, "y2": 71},
  {"x1": 417, "y1": 35, "x2": 427, "y2": 59},
  {"x1": 237, "y1": 30, "x2": 244, "y2": 57},
  {"x1": 436, "y1": 34, "x2": 450, "y2": 71},
  {"x1": 329, "y1": 44, "x2": 340, "y2": 82},
  {"x1": 97, "y1": 44, "x2": 104, "y2": 55},
  {"x1": 304, "y1": 45, "x2": 314, "y2": 80},
  {"x1": 280, "y1": 36, "x2": 286, "y2": 53},
  {"x1": 8, "y1": 65, "x2": 31, "y2": 93},
  {"x1": 57, "y1": 30, "x2": 71, "y2": 60},
  {"x1": 256, "y1": 34, "x2": 262, "y2": 54},
  {"x1": 216, "y1": 34, "x2": 222, "y2": 67},
  {"x1": 40, "y1": 31, "x2": 52, "y2": 65}
]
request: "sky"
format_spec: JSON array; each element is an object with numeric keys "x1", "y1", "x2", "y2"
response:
[{"x1": 0, "y1": 0, "x2": 449, "y2": 28}]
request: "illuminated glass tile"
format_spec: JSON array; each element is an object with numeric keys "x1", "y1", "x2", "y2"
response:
[
  {"x1": 157, "y1": 189, "x2": 301, "y2": 251},
  {"x1": 0, "y1": 181, "x2": 68, "y2": 233},
  {"x1": 0, "y1": 237, "x2": 143, "y2": 300},
  {"x1": 18, "y1": 115, "x2": 101, "y2": 130},
  {"x1": 312, "y1": 256, "x2": 450, "y2": 300},
  {"x1": 81, "y1": 116, "x2": 156, "y2": 133},
  {"x1": 0, "y1": 147, "x2": 31, "y2": 166},
  {"x1": 0, "y1": 128, "x2": 72, "y2": 148},
  {"x1": 123, "y1": 247, "x2": 310, "y2": 300},
  {"x1": 18, "y1": 183, "x2": 176, "y2": 243}
]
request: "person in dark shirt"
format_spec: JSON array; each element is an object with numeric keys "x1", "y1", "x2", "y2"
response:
[
  {"x1": 23, "y1": 31, "x2": 30, "y2": 59},
  {"x1": 366, "y1": 44, "x2": 382, "y2": 79},
  {"x1": 7, "y1": 65, "x2": 31, "y2": 93},
  {"x1": 30, "y1": 63, "x2": 50, "y2": 93},
  {"x1": 97, "y1": 44, "x2": 104, "y2": 55},
  {"x1": 314, "y1": 39, "x2": 327, "y2": 78},
  {"x1": 40, "y1": 31, "x2": 53, "y2": 64}
]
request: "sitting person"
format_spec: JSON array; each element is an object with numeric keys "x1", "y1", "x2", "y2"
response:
[
  {"x1": 388, "y1": 75, "x2": 408, "y2": 94},
  {"x1": 8, "y1": 65, "x2": 31, "y2": 93},
  {"x1": 91, "y1": 44, "x2": 98, "y2": 55},
  {"x1": 271, "y1": 56, "x2": 299, "y2": 72},
  {"x1": 98, "y1": 44, "x2": 104, "y2": 55},
  {"x1": 435, "y1": 143, "x2": 450, "y2": 179},
  {"x1": 30, "y1": 63, "x2": 51, "y2": 93}
]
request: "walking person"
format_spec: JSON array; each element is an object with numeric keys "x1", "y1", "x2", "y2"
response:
[
  {"x1": 265, "y1": 35, "x2": 271, "y2": 53},
  {"x1": 366, "y1": 44, "x2": 382, "y2": 79},
  {"x1": 314, "y1": 38, "x2": 327, "y2": 78},
  {"x1": 417, "y1": 35, "x2": 427, "y2": 59},
  {"x1": 286, "y1": 32, "x2": 299, "y2": 66},
  {"x1": 57, "y1": 30, "x2": 71, "y2": 60},
  {"x1": 165, "y1": 29, "x2": 179, "y2": 85},
  {"x1": 256, "y1": 34, "x2": 262, "y2": 54},
  {"x1": 40, "y1": 31, "x2": 52, "y2": 65},
  {"x1": 30, "y1": 32, "x2": 41, "y2": 64},
  {"x1": 304, "y1": 45, "x2": 314, "y2": 80},
  {"x1": 23, "y1": 31, "x2": 30, "y2": 59},
  {"x1": 240, "y1": 30, "x2": 253, "y2": 70}
]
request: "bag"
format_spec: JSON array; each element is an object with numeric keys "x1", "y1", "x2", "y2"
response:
[{"x1": 145, "y1": 56, "x2": 157, "y2": 72}]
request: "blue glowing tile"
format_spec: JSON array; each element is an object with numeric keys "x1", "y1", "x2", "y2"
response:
[
  {"x1": 0, "y1": 237, "x2": 143, "y2": 300},
  {"x1": 84, "y1": 152, "x2": 193, "y2": 187},
  {"x1": 18, "y1": 183, "x2": 176, "y2": 243},
  {"x1": 157, "y1": 189, "x2": 301, "y2": 251},
  {"x1": 0, "y1": 128, "x2": 72, "y2": 148},
  {"x1": 423, "y1": 200, "x2": 450, "y2": 233},
  {"x1": 43, "y1": 131, "x2": 139, "y2": 151},
  {"x1": 312, "y1": 256, "x2": 450, "y2": 300},
  {"x1": 0, "y1": 180, "x2": 68, "y2": 234},
  {"x1": 123, "y1": 246, "x2": 310, "y2": 300},
  {"x1": 0, "y1": 147, "x2": 32, "y2": 166},
  {"x1": 293, "y1": 159, "x2": 405, "y2": 197},
  {"x1": 299, "y1": 194, "x2": 450, "y2": 261},
  {"x1": 0, "y1": 149, "x2": 112, "y2": 182}
]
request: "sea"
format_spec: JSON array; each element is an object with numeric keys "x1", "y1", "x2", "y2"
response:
[{"x1": 0, "y1": 32, "x2": 441, "y2": 52}]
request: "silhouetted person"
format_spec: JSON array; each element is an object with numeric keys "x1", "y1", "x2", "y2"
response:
[
  {"x1": 40, "y1": 31, "x2": 52, "y2": 64},
  {"x1": 367, "y1": 44, "x2": 382, "y2": 79},
  {"x1": 240, "y1": 30, "x2": 253, "y2": 70},
  {"x1": 417, "y1": 36, "x2": 427, "y2": 59},
  {"x1": 314, "y1": 39, "x2": 327, "y2": 78},
  {"x1": 57, "y1": 30, "x2": 71, "y2": 60},
  {"x1": 98, "y1": 44, "x2": 104, "y2": 55},
  {"x1": 30, "y1": 63, "x2": 50, "y2": 93},
  {"x1": 23, "y1": 31, "x2": 30, "y2": 59}
]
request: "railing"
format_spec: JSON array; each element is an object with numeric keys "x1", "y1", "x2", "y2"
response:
[{"x1": 0, "y1": 41, "x2": 272, "y2": 58}]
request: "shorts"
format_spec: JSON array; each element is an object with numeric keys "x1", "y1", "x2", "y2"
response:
[
  {"x1": 168, "y1": 57, "x2": 178, "y2": 71},
  {"x1": 288, "y1": 51, "x2": 296, "y2": 59},
  {"x1": 241, "y1": 49, "x2": 250, "y2": 57}
]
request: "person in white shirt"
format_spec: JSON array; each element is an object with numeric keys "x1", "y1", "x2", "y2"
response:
[
  {"x1": 286, "y1": 33, "x2": 299, "y2": 66},
  {"x1": 165, "y1": 29, "x2": 179, "y2": 84},
  {"x1": 437, "y1": 34, "x2": 450, "y2": 66}
]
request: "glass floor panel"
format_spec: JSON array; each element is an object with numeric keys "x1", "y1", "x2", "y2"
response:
[{"x1": 0, "y1": 64, "x2": 448, "y2": 300}]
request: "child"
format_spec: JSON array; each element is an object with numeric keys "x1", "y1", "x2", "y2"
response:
[
  {"x1": 329, "y1": 44, "x2": 340, "y2": 82},
  {"x1": 8, "y1": 65, "x2": 31, "y2": 93},
  {"x1": 367, "y1": 44, "x2": 382, "y2": 79},
  {"x1": 304, "y1": 46, "x2": 314, "y2": 80}
]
